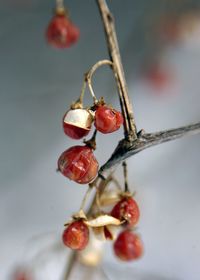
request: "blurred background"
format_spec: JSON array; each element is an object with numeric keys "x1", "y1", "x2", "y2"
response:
[{"x1": 1, "y1": 0, "x2": 200, "y2": 279}]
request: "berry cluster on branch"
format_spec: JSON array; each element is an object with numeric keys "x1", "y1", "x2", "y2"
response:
[{"x1": 57, "y1": 59, "x2": 142, "y2": 261}]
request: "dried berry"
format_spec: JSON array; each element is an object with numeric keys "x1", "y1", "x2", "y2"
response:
[
  {"x1": 58, "y1": 145, "x2": 98, "y2": 184},
  {"x1": 46, "y1": 14, "x2": 79, "y2": 49},
  {"x1": 111, "y1": 197, "x2": 140, "y2": 227},
  {"x1": 114, "y1": 230, "x2": 143, "y2": 261},
  {"x1": 63, "y1": 109, "x2": 93, "y2": 139},
  {"x1": 94, "y1": 105, "x2": 123, "y2": 134},
  {"x1": 63, "y1": 220, "x2": 89, "y2": 250}
]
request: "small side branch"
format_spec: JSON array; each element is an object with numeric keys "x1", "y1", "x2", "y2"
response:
[{"x1": 100, "y1": 122, "x2": 200, "y2": 172}]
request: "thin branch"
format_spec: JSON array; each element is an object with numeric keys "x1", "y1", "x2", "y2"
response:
[
  {"x1": 79, "y1": 80, "x2": 87, "y2": 106},
  {"x1": 100, "y1": 122, "x2": 200, "y2": 173},
  {"x1": 96, "y1": 0, "x2": 137, "y2": 141},
  {"x1": 79, "y1": 185, "x2": 93, "y2": 211},
  {"x1": 122, "y1": 161, "x2": 129, "y2": 192}
]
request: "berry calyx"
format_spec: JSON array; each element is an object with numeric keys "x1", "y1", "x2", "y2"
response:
[
  {"x1": 94, "y1": 105, "x2": 123, "y2": 134},
  {"x1": 110, "y1": 197, "x2": 140, "y2": 227},
  {"x1": 63, "y1": 109, "x2": 93, "y2": 139},
  {"x1": 46, "y1": 13, "x2": 79, "y2": 49},
  {"x1": 58, "y1": 145, "x2": 98, "y2": 184},
  {"x1": 114, "y1": 230, "x2": 143, "y2": 261},
  {"x1": 63, "y1": 220, "x2": 89, "y2": 250}
]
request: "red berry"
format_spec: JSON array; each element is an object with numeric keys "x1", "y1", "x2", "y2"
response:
[
  {"x1": 62, "y1": 220, "x2": 89, "y2": 250},
  {"x1": 63, "y1": 124, "x2": 90, "y2": 139},
  {"x1": 13, "y1": 270, "x2": 31, "y2": 280},
  {"x1": 94, "y1": 105, "x2": 123, "y2": 134},
  {"x1": 68, "y1": 23, "x2": 80, "y2": 44},
  {"x1": 58, "y1": 145, "x2": 98, "y2": 184},
  {"x1": 145, "y1": 64, "x2": 171, "y2": 90},
  {"x1": 159, "y1": 17, "x2": 180, "y2": 43},
  {"x1": 46, "y1": 15, "x2": 79, "y2": 48},
  {"x1": 63, "y1": 109, "x2": 93, "y2": 140},
  {"x1": 114, "y1": 230, "x2": 143, "y2": 261},
  {"x1": 110, "y1": 197, "x2": 140, "y2": 227}
]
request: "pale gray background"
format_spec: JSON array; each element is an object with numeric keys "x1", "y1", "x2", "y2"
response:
[{"x1": 0, "y1": 0, "x2": 200, "y2": 279}]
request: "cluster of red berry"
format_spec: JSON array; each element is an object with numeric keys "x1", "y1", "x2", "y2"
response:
[
  {"x1": 57, "y1": 100, "x2": 123, "y2": 184},
  {"x1": 111, "y1": 195, "x2": 143, "y2": 261},
  {"x1": 55, "y1": 56, "x2": 144, "y2": 261},
  {"x1": 62, "y1": 192, "x2": 143, "y2": 261}
]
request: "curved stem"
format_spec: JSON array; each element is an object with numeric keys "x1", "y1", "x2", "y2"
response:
[{"x1": 85, "y1": 60, "x2": 113, "y2": 104}]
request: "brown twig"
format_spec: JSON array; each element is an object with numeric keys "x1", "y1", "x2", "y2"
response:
[
  {"x1": 122, "y1": 161, "x2": 129, "y2": 192},
  {"x1": 100, "y1": 122, "x2": 200, "y2": 173},
  {"x1": 96, "y1": 0, "x2": 137, "y2": 141}
]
